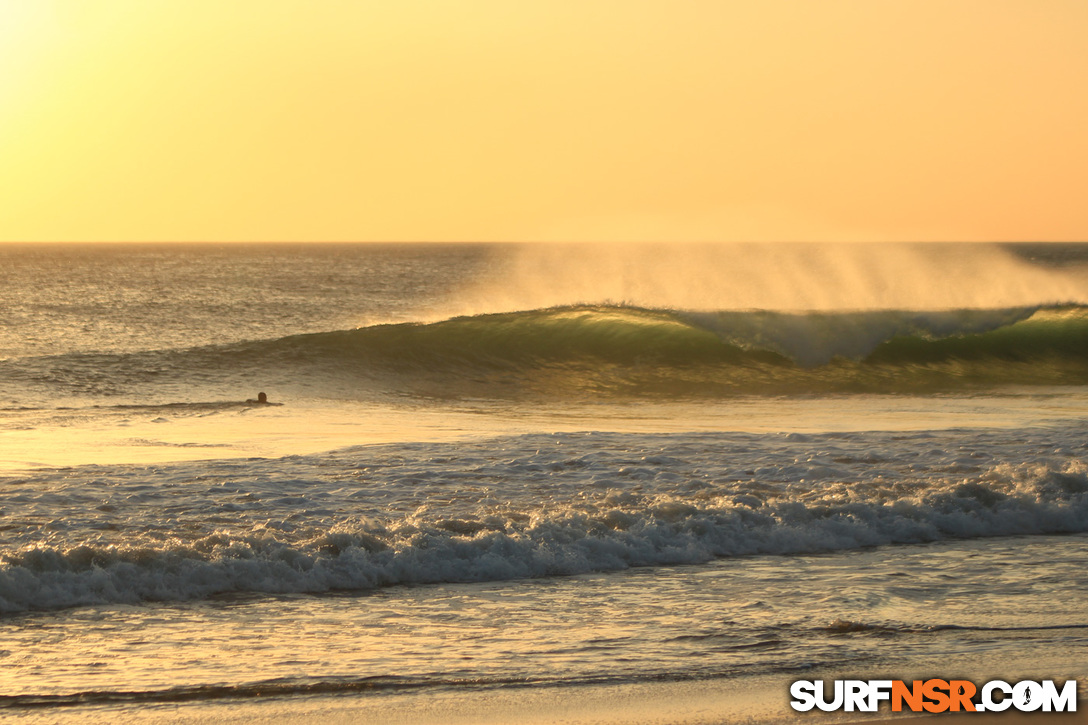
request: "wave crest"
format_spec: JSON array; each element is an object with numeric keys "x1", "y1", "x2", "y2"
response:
[
  {"x1": 4, "y1": 461, "x2": 1086, "y2": 613},
  {"x1": 9, "y1": 304, "x2": 1088, "y2": 399}
]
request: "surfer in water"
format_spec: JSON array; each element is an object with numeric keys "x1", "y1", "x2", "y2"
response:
[{"x1": 246, "y1": 392, "x2": 281, "y2": 405}]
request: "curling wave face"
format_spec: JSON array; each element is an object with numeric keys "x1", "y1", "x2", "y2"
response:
[{"x1": 6, "y1": 304, "x2": 1088, "y2": 402}]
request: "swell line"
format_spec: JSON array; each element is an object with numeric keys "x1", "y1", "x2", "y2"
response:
[{"x1": 4, "y1": 304, "x2": 1088, "y2": 400}]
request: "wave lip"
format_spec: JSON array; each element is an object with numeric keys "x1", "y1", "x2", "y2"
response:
[
  {"x1": 254, "y1": 304, "x2": 1085, "y2": 368},
  {"x1": 6, "y1": 304, "x2": 1088, "y2": 399},
  {"x1": 246, "y1": 303, "x2": 1088, "y2": 395}
]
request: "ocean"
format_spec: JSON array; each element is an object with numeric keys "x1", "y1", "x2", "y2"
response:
[{"x1": 1, "y1": 242, "x2": 1086, "y2": 723}]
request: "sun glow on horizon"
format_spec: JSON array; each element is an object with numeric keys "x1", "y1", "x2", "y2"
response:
[{"x1": 1, "y1": 1, "x2": 1086, "y2": 243}]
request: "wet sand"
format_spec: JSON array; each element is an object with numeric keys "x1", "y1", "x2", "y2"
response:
[{"x1": 8, "y1": 677, "x2": 1082, "y2": 725}]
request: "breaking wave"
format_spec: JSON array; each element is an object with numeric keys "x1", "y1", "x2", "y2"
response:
[
  {"x1": 3, "y1": 458, "x2": 1086, "y2": 613},
  {"x1": 7, "y1": 304, "x2": 1088, "y2": 399}
]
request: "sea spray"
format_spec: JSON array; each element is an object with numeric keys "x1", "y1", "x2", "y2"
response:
[
  {"x1": 5, "y1": 304, "x2": 1088, "y2": 401},
  {"x1": 446, "y1": 243, "x2": 1088, "y2": 315}
]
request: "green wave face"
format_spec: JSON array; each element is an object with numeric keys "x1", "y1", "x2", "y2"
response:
[
  {"x1": 344, "y1": 307, "x2": 771, "y2": 367},
  {"x1": 13, "y1": 305, "x2": 1088, "y2": 401},
  {"x1": 868, "y1": 306, "x2": 1088, "y2": 363},
  {"x1": 231, "y1": 304, "x2": 1088, "y2": 398}
]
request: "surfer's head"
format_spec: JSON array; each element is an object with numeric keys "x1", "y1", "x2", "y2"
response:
[{"x1": 257, "y1": 392, "x2": 267, "y2": 404}]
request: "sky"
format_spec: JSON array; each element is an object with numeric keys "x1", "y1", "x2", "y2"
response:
[{"x1": 1, "y1": 1, "x2": 1086, "y2": 243}]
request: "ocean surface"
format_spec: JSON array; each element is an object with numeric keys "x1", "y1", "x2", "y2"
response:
[{"x1": 1, "y1": 242, "x2": 1087, "y2": 723}]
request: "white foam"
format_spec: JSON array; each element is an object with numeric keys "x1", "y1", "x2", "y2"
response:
[{"x1": 3, "y1": 427, "x2": 1087, "y2": 612}]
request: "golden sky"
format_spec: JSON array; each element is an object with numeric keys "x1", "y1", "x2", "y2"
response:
[{"x1": 1, "y1": 1, "x2": 1086, "y2": 242}]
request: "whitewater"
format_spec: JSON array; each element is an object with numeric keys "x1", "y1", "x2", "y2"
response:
[{"x1": 0, "y1": 242, "x2": 1086, "y2": 723}]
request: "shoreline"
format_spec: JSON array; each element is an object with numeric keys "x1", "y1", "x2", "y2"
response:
[{"x1": 7, "y1": 676, "x2": 1083, "y2": 725}]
